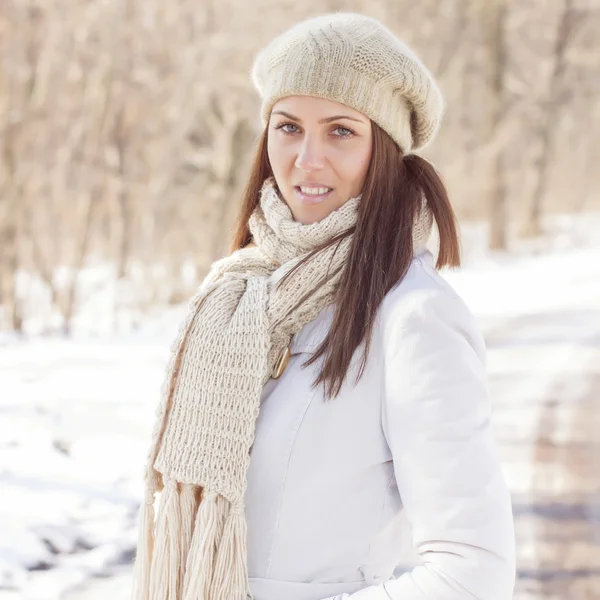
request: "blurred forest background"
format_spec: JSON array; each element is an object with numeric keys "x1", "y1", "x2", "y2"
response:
[{"x1": 1, "y1": 0, "x2": 599, "y2": 335}]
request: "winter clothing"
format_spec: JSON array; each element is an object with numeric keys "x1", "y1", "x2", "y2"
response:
[
  {"x1": 244, "y1": 249, "x2": 516, "y2": 600},
  {"x1": 130, "y1": 177, "x2": 433, "y2": 600}
]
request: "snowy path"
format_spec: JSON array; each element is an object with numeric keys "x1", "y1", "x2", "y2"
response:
[
  {"x1": 484, "y1": 310, "x2": 600, "y2": 599},
  {"x1": 2, "y1": 245, "x2": 599, "y2": 600}
]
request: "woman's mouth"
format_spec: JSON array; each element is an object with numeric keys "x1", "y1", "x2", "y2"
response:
[{"x1": 294, "y1": 185, "x2": 334, "y2": 205}]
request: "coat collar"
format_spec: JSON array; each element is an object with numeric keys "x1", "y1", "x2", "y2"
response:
[{"x1": 289, "y1": 248, "x2": 434, "y2": 355}]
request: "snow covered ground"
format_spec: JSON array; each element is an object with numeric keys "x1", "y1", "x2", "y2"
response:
[{"x1": 1, "y1": 212, "x2": 599, "y2": 600}]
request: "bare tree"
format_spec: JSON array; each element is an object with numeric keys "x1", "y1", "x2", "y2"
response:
[
  {"x1": 0, "y1": 2, "x2": 38, "y2": 333},
  {"x1": 520, "y1": 0, "x2": 581, "y2": 238},
  {"x1": 481, "y1": 0, "x2": 509, "y2": 250}
]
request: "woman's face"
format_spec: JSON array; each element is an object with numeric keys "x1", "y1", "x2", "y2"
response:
[{"x1": 267, "y1": 96, "x2": 373, "y2": 225}]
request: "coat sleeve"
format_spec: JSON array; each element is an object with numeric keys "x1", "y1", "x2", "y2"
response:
[{"x1": 321, "y1": 286, "x2": 516, "y2": 600}]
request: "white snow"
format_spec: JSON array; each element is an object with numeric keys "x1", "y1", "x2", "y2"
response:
[{"x1": 1, "y1": 211, "x2": 599, "y2": 600}]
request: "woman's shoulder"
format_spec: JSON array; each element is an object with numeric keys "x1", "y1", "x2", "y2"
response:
[
  {"x1": 382, "y1": 249, "x2": 462, "y2": 306},
  {"x1": 379, "y1": 250, "x2": 483, "y2": 352}
]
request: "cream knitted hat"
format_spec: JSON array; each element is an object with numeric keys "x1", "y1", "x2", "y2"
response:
[{"x1": 251, "y1": 12, "x2": 444, "y2": 154}]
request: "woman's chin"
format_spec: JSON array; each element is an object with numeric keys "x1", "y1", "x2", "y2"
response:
[{"x1": 287, "y1": 202, "x2": 334, "y2": 225}]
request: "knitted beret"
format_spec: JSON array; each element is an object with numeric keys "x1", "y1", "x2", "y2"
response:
[{"x1": 251, "y1": 12, "x2": 444, "y2": 154}]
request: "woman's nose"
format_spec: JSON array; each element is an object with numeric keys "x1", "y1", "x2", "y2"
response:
[{"x1": 295, "y1": 137, "x2": 325, "y2": 171}]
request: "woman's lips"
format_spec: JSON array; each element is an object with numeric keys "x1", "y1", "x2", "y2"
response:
[{"x1": 294, "y1": 186, "x2": 334, "y2": 205}]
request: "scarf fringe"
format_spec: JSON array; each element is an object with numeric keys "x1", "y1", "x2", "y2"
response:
[
  {"x1": 182, "y1": 489, "x2": 233, "y2": 600},
  {"x1": 133, "y1": 480, "x2": 250, "y2": 600},
  {"x1": 147, "y1": 478, "x2": 181, "y2": 599},
  {"x1": 179, "y1": 483, "x2": 198, "y2": 585},
  {"x1": 131, "y1": 488, "x2": 156, "y2": 600},
  {"x1": 210, "y1": 504, "x2": 249, "y2": 600}
]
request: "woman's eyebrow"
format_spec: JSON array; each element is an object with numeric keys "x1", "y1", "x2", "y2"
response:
[{"x1": 271, "y1": 110, "x2": 366, "y2": 124}]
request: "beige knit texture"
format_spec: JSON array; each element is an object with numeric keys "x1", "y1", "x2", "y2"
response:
[
  {"x1": 130, "y1": 178, "x2": 433, "y2": 600},
  {"x1": 251, "y1": 12, "x2": 444, "y2": 154}
]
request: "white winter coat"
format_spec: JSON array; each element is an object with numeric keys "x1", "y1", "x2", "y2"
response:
[{"x1": 244, "y1": 248, "x2": 516, "y2": 600}]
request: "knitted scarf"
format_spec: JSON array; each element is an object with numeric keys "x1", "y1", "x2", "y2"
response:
[{"x1": 130, "y1": 176, "x2": 433, "y2": 600}]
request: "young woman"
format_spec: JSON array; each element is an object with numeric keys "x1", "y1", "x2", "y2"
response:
[{"x1": 131, "y1": 12, "x2": 516, "y2": 600}]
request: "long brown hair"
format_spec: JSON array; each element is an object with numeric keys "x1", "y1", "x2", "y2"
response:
[{"x1": 231, "y1": 122, "x2": 460, "y2": 400}]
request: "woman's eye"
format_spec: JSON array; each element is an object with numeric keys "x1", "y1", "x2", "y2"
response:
[
  {"x1": 278, "y1": 123, "x2": 299, "y2": 134},
  {"x1": 334, "y1": 126, "x2": 354, "y2": 137}
]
